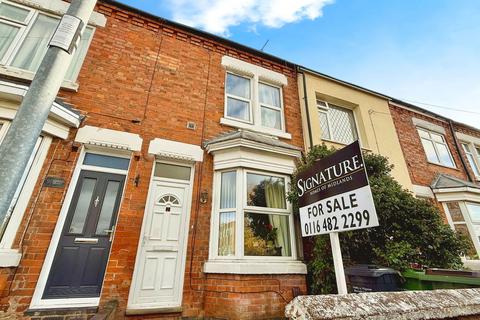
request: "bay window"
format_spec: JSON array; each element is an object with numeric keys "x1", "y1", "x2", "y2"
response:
[
  {"x1": 444, "y1": 201, "x2": 480, "y2": 258},
  {"x1": 215, "y1": 169, "x2": 293, "y2": 259},
  {"x1": 0, "y1": 0, "x2": 94, "y2": 82}
]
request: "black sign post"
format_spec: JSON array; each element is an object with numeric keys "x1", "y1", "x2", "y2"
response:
[{"x1": 296, "y1": 141, "x2": 378, "y2": 294}]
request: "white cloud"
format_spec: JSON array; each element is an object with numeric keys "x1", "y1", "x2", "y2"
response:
[{"x1": 165, "y1": 0, "x2": 334, "y2": 36}]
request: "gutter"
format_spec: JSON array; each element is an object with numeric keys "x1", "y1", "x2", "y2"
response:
[
  {"x1": 298, "y1": 66, "x2": 390, "y2": 100},
  {"x1": 299, "y1": 68, "x2": 314, "y2": 149}
]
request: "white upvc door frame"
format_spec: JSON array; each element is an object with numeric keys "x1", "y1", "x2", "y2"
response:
[
  {"x1": 29, "y1": 146, "x2": 131, "y2": 310},
  {"x1": 127, "y1": 159, "x2": 195, "y2": 312}
]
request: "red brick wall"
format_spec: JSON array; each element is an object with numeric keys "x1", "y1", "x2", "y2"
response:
[
  {"x1": 1, "y1": 2, "x2": 306, "y2": 319},
  {"x1": 388, "y1": 104, "x2": 469, "y2": 187},
  {"x1": 203, "y1": 274, "x2": 306, "y2": 320}
]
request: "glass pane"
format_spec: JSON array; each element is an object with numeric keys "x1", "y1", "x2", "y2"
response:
[
  {"x1": 246, "y1": 173, "x2": 286, "y2": 209},
  {"x1": 226, "y1": 97, "x2": 250, "y2": 121},
  {"x1": 319, "y1": 111, "x2": 330, "y2": 140},
  {"x1": 83, "y1": 153, "x2": 130, "y2": 170},
  {"x1": 11, "y1": 14, "x2": 58, "y2": 72},
  {"x1": 430, "y1": 132, "x2": 445, "y2": 143},
  {"x1": 244, "y1": 212, "x2": 291, "y2": 256},
  {"x1": 453, "y1": 224, "x2": 476, "y2": 257},
  {"x1": 259, "y1": 83, "x2": 280, "y2": 107},
  {"x1": 261, "y1": 107, "x2": 281, "y2": 130},
  {"x1": 466, "y1": 154, "x2": 480, "y2": 176},
  {"x1": 0, "y1": 23, "x2": 19, "y2": 60},
  {"x1": 317, "y1": 100, "x2": 328, "y2": 109},
  {"x1": 220, "y1": 171, "x2": 236, "y2": 209},
  {"x1": 95, "y1": 180, "x2": 120, "y2": 235},
  {"x1": 476, "y1": 146, "x2": 480, "y2": 158},
  {"x1": 329, "y1": 105, "x2": 357, "y2": 144},
  {"x1": 65, "y1": 27, "x2": 93, "y2": 81},
  {"x1": 226, "y1": 73, "x2": 250, "y2": 99},
  {"x1": 154, "y1": 163, "x2": 191, "y2": 180},
  {"x1": 417, "y1": 129, "x2": 430, "y2": 139},
  {"x1": 462, "y1": 143, "x2": 470, "y2": 153},
  {"x1": 435, "y1": 143, "x2": 454, "y2": 167},
  {"x1": 467, "y1": 203, "x2": 480, "y2": 223},
  {"x1": 69, "y1": 177, "x2": 96, "y2": 234},
  {"x1": 0, "y1": 3, "x2": 29, "y2": 22},
  {"x1": 447, "y1": 202, "x2": 464, "y2": 222},
  {"x1": 421, "y1": 138, "x2": 439, "y2": 163},
  {"x1": 218, "y1": 211, "x2": 235, "y2": 256}
]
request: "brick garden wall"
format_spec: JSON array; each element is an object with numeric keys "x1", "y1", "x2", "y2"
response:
[{"x1": 0, "y1": 2, "x2": 306, "y2": 319}]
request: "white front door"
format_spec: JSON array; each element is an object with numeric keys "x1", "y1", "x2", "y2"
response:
[{"x1": 128, "y1": 178, "x2": 192, "y2": 310}]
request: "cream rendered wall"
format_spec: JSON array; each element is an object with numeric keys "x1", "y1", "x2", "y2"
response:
[{"x1": 298, "y1": 72, "x2": 413, "y2": 191}]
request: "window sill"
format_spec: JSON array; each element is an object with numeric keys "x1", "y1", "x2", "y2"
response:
[
  {"x1": 220, "y1": 117, "x2": 292, "y2": 140},
  {"x1": 204, "y1": 260, "x2": 307, "y2": 274},
  {"x1": 0, "y1": 249, "x2": 22, "y2": 267},
  {"x1": 427, "y1": 161, "x2": 458, "y2": 171},
  {"x1": 0, "y1": 65, "x2": 79, "y2": 92}
]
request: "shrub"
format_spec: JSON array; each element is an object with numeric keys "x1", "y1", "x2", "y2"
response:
[{"x1": 287, "y1": 144, "x2": 471, "y2": 294}]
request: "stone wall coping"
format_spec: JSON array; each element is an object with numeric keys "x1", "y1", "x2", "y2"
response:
[{"x1": 285, "y1": 289, "x2": 480, "y2": 320}]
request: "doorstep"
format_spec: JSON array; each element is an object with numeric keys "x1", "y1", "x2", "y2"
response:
[
  {"x1": 125, "y1": 306, "x2": 182, "y2": 315},
  {"x1": 24, "y1": 306, "x2": 98, "y2": 317}
]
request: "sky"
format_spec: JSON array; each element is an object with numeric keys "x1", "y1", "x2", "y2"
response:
[{"x1": 118, "y1": 0, "x2": 480, "y2": 128}]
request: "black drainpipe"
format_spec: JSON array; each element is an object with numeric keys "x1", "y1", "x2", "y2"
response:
[
  {"x1": 299, "y1": 68, "x2": 314, "y2": 149},
  {"x1": 449, "y1": 119, "x2": 473, "y2": 182}
]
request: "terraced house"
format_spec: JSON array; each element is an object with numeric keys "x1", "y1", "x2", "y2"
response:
[
  {"x1": 0, "y1": 0, "x2": 308, "y2": 319},
  {"x1": 389, "y1": 100, "x2": 480, "y2": 267},
  {"x1": 1, "y1": 0, "x2": 480, "y2": 320}
]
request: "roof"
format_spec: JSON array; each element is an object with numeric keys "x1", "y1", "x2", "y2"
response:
[
  {"x1": 204, "y1": 129, "x2": 301, "y2": 151},
  {"x1": 431, "y1": 174, "x2": 480, "y2": 190}
]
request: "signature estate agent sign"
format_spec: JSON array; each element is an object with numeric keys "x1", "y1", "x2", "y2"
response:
[
  {"x1": 297, "y1": 141, "x2": 379, "y2": 294},
  {"x1": 297, "y1": 141, "x2": 378, "y2": 236}
]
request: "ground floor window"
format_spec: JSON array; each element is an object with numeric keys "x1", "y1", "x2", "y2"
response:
[
  {"x1": 445, "y1": 201, "x2": 480, "y2": 258},
  {"x1": 214, "y1": 168, "x2": 294, "y2": 259}
]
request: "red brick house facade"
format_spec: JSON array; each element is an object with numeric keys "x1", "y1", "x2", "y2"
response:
[
  {"x1": 389, "y1": 100, "x2": 480, "y2": 263},
  {"x1": 0, "y1": 1, "x2": 307, "y2": 319}
]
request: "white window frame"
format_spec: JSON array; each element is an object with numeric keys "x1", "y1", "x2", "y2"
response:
[
  {"x1": 210, "y1": 168, "x2": 297, "y2": 262},
  {"x1": 417, "y1": 128, "x2": 456, "y2": 168},
  {"x1": 0, "y1": 119, "x2": 52, "y2": 266},
  {"x1": 444, "y1": 201, "x2": 480, "y2": 257},
  {"x1": 224, "y1": 71, "x2": 254, "y2": 125},
  {"x1": 0, "y1": 0, "x2": 95, "y2": 85},
  {"x1": 461, "y1": 142, "x2": 480, "y2": 180},
  {"x1": 258, "y1": 81, "x2": 285, "y2": 131},
  {"x1": 317, "y1": 99, "x2": 359, "y2": 145},
  {"x1": 221, "y1": 56, "x2": 291, "y2": 139}
]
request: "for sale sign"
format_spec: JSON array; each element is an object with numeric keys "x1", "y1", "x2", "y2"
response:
[{"x1": 297, "y1": 141, "x2": 378, "y2": 236}]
